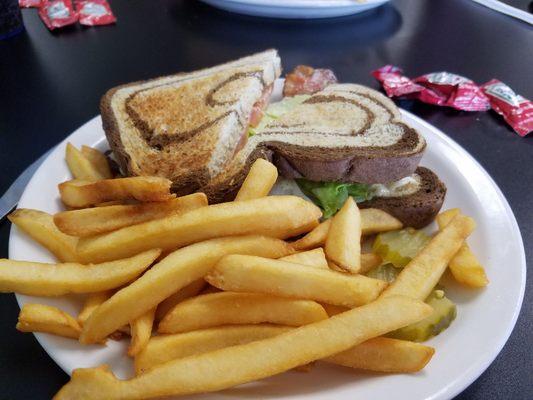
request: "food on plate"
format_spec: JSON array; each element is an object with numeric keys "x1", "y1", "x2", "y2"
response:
[
  {"x1": 325, "y1": 197, "x2": 361, "y2": 273},
  {"x1": 54, "y1": 296, "x2": 432, "y2": 400},
  {"x1": 358, "y1": 253, "x2": 383, "y2": 274},
  {"x1": 101, "y1": 49, "x2": 281, "y2": 196},
  {"x1": 78, "y1": 291, "x2": 112, "y2": 325},
  {"x1": 437, "y1": 208, "x2": 488, "y2": 287},
  {"x1": 0, "y1": 249, "x2": 160, "y2": 296},
  {"x1": 80, "y1": 145, "x2": 113, "y2": 179},
  {"x1": 291, "y1": 208, "x2": 402, "y2": 251},
  {"x1": 389, "y1": 290, "x2": 457, "y2": 342},
  {"x1": 16, "y1": 304, "x2": 82, "y2": 339},
  {"x1": 8, "y1": 209, "x2": 79, "y2": 262},
  {"x1": 155, "y1": 279, "x2": 206, "y2": 321},
  {"x1": 128, "y1": 308, "x2": 156, "y2": 357},
  {"x1": 76, "y1": 196, "x2": 319, "y2": 263},
  {"x1": 54, "y1": 193, "x2": 207, "y2": 237},
  {"x1": 279, "y1": 248, "x2": 329, "y2": 269},
  {"x1": 135, "y1": 325, "x2": 433, "y2": 375},
  {"x1": 66, "y1": 143, "x2": 106, "y2": 181},
  {"x1": 205, "y1": 254, "x2": 387, "y2": 307},
  {"x1": 59, "y1": 176, "x2": 175, "y2": 208},
  {"x1": 373, "y1": 227, "x2": 431, "y2": 267},
  {"x1": 283, "y1": 65, "x2": 338, "y2": 97},
  {"x1": 158, "y1": 292, "x2": 328, "y2": 334},
  {"x1": 234, "y1": 158, "x2": 278, "y2": 201},
  {"x1": 380, "y1": 213, "x2": 476, "y2": 300},
  {"x1": 366, "y1": 263, "x2": 399, "y2": 283},
  {"x1": 79, "y1": 236, "x2": 293, "y2": 344}
]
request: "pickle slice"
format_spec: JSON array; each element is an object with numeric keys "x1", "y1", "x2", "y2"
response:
[
  {"x1": 388, "y1": 290, "x2": 457, "y2": 342},
  {"x1": 366, "y1": 263, "x2": 399, "y2": 283},
  {"x1": 372, "y1": 228, "x2": 431, "y2": 267}
]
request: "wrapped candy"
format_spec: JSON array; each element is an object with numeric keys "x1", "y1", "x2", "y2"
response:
[
  {"x1": 482, "y1": 79, "x2": 533, "y2": 137},
  {"x1": 38, "y1": 0, "x2": 78, "y2": 30},
  {"x1": 76, "y1": 0, "x2": 116, "y2": 26},
  {"x1": 19, "y1": 0, "x2": 42, "y2": 8}
]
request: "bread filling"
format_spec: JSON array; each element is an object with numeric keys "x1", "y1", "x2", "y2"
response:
[{"x1": 370, "y1": 174, "x2": 421, "y2": 197}]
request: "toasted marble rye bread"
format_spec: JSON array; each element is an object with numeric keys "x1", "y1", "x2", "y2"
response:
[{"x1": 101, "y1": 49, "x2": 282, "y2": 195}]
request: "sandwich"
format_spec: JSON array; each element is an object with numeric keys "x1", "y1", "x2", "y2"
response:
[{"x1": 101, "y1": 52, "x2": 445, "y2": 228}]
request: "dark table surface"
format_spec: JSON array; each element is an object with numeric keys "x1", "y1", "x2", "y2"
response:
[{"x1": 1, "y1": 0, "x2": 532, "y2": 398}]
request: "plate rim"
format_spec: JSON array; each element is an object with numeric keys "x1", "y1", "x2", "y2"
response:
[{"x1": 9, "y1": 109, "x2": 526, "y2": 400}]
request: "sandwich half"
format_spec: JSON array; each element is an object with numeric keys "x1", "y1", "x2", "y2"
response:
[{"x1": 101, "y1": 49, "x2": 281, "y2": 195}]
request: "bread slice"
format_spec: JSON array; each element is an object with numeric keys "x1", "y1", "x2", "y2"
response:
[
  {"x1": 360, "y1": 167, "x2": 446, "y2": 228},
  {"x1": 101, "y1": 49, "x2": 281, "y2": 194},
  {"x1": 202, "y1": 84, "x2": 426, "y2": 202}
]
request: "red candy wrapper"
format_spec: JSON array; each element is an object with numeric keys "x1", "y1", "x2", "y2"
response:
[
  {"x1": 372, "y1": 66, "x2": 491, "y2": 112},
  {"x1": 19, "y1": 0, "x2": 42, "y2": 8},
  {"x1": 76, "y1": 0, "x2": 116, "y2": 26},
  {"x1": 38, "y1": 0, "x2": 78, "y2": 30},
  {"x1": 482, "y1": 79, "x2": 533, "y2": 137}
]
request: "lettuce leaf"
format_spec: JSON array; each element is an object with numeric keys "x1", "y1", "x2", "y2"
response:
[{"x1": 296, "y1": 179, "x2": 374, "y2": 218}]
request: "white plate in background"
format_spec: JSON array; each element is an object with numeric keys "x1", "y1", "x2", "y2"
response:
[{"x1": 9, "y1": 80, "x2": 525, "y2": 400}]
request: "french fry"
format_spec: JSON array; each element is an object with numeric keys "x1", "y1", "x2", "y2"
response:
[
  {"x1": 54, "y1": 193, "x2": 208, "y2": 237},
  {"x1": 158, "y1": 292, "x2": 328, "y2": 334},
  {"x1": 155, "y1": 279, "x2": 206, "y2": 321},
  {"x1": 324, "y1": 337, "x2": 435, "y2": 373},
  {"x1": 321, "y1": 303, "x2": 349, "y2": 316},
  {"x1": 78, "y1": 291, "x2": 112, "y2": 326},
  {"x1": 135, "y1": 326, "x2": 434, "y2": 375},
  {"x1": 55, "y1": 296, "x2": 432, "y2": 400},
  {"x1": 77, "y1": 196, "x2": 319, "y2": 263},
  {"x1": 380, "y1": 214, "x2": 476, "y2": 300},
  {"x1": 292, "y1": 208, "x2": 403, "y2": 250},
  {"x1": 65, "y1": 143, "x2": 105, "y2": 181},
  {"x1": 58, "y1": 177, "x2": 175, "y2": 208},
  {"x1": 79, "y1": 236, "x2": 293, "y2": 344},
  {"x1": 360, "y1": 253, "x2": 382, "y2": 274},
  {"x1": 0, "y1": 249, "x2": 160, "y2": 296},
  {"x1": 81, "y1": 145, "x2": 113, "y2": 179},
  {"x1": 17, "y1": 304, "x2": 81, "y2": 339},
  {"x1": 135, "y1": 325, "x2": 292, "y2": 375},
  {"x1": 234, "y1": 159, "x2": 278, "y2": 201},
  {"x1": 8, "y1": 209, "x2": 79, "y2": 262},
  {"x1": 128, "y1": 308, "x2": 156, "y2": 357},
  {"x1": 437, "y1": 209, "x2": 488, "y2": 288},
  {"x1": 325, "y1": 197, "x2": 361, "y2": 273},
  {"x1": 279, "y1": 248, "x2": 328, "y2": 269},
  {"x1": 205, "y1": 255, "x2": 387, "y2": 307}
]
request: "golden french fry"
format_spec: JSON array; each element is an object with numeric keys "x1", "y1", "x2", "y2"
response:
[
  {"x1": 8, "y1": 209, "x2": 79, "y2": 262},
  {"x1": 78, "y1": 291, "x2": 112, "y2": 326},
  {"x1": 279, "y1": 248, "x2": 328, "y2": 269},
  {"x1": 135, "y1": 325, "x2": 291, "y2": 375},
  {"x1": 381, "y1": 214, "x2": 476, "y2": 300},
  {"x1": 65, "y1": 143, "x2": 105, "y2": 181},
  {"x1": 158, "y1": 292, "x2": 327, "y2": 334},
  {"x1": 79, "y1": 236, "x2": 293, "y2": 344},
  {"x1": 321, "y1": 303, "x2": 349, "y2": 316},
  {"x1": 58, "y1": 177, "x2": 175, "y2": 208},
  {"x1": 437, "y1": 209, "x2": 488, "y2": 288},
  {"x1": 55, "y1": 296, "x2": 432, "y2": 400},
  {"x1": 234, "y1": 159, "x2": 278, "y2": 201},
  {"x1": 292, "y1": 208, "x2": 402, "y2": 251},
  {"x1": 77, "y1": 196, "x2": 319, "y2": 263},
  {"x1": 325, "y1": 337, "x2": 435, "y2": 373},
  {"x1": 325, "y1": 197, "x2": 361, "y2": 273},
  {"x1": 95, "y1": 201, "x2": 125, "y2": 207},
  {"x1": 155, "y1": 279, "x2": 206, "y2": 321},
  {"x1": 206, "y1": 255, "x2": 387, "y2": 307},
  {"x1": 0, "y1": 249, "x2": 160, "y2": 296},
  {"x1": 81, "y1": 145, "x2": 113, "y2": 179},
  {"x1": 360, "y1": 253, "x2": 383, "y2": 274},
  {"x1": 128, "y1": 308, "x2": 156, "y2": 357},
  {"x1": 17, "y1": 303, "x2": 81, "y2": 339},
  {"x1": 54, "y1": 193, "x2": 208, "y2": 237},
  {"x1": 136, "y1": 326, "x2": 434, "y2": 375}
]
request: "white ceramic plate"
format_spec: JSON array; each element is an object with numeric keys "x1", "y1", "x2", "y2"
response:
[
  {"x1": 199, "y1": 0, "x2": 389, "y2": 19},
  {"x1": 9, "y1": 80, "x2": 525, "y2": 400}
]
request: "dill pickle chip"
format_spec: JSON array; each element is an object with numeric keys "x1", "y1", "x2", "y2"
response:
[
  {"x1": 387, "y1": 290, "x2": 457, "y2": 342},
  {"x1": 372, "y1": 228, "x2": 431, "y2": 267},
  {"x1": 366, "y1": 263, "x2": 399, "y2": 283}
]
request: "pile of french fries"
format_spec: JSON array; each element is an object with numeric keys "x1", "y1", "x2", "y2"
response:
[{"x1": 0, "y1": 144, "x2": 488, "y2": 400}]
